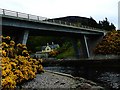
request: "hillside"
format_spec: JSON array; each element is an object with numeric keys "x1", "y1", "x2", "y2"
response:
[
  {"x1": 46, "y1": 16, "x2": 116, "y2": 31},
  {"x1": 47, "y1": 16, "x2": 98, "y2": 27}
]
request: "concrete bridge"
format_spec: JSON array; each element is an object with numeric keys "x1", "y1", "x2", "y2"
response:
[{"x1": 0, "y1": 8, "x2": 107, "y2": 58}]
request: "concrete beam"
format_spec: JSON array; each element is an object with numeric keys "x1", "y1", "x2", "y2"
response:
[{"x1": 1, "y1": 16, "x2": 105, "y2": 36}]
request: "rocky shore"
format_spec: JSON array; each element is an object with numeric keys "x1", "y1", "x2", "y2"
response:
[{"x1": 17, "y1": 70, "x2": 104, "y2": 90}]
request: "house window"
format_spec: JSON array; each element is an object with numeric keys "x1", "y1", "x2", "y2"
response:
[{"x1": 47, "y1": 48, "x2": 49, "y2": 50}]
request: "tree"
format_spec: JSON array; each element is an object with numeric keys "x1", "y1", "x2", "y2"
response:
[
  {"x1": 89, "y1": 17, "x2": 98, "y2": 28},
  {"x1": 110, "y1": 23, "x2": 116, "y2": 30},
  {"x1": 98, "y1": 18, "x2": 116, "y2": 31}
]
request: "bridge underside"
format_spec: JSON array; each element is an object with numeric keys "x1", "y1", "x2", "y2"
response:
[
  {"x1": 3, "y1": 26, "x2": 82, "y2": 37},
  {"x1": 3, "y1": 26, "x2": 102, "y2": 40},
  {"x1": 2, "y1": 26, "x2": 103, "y2": 59}
]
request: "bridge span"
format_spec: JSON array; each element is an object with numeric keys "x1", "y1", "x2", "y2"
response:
[{"x1": 0, "y1": 8, "x2": 107, "y2": 58}]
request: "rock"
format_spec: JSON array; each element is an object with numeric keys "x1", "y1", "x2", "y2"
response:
[
  {"x1": 60, "y1": 82, "x2": 65, "y2": 85},
  {"x1": 91, "y1": 86, "x2": 104, "y2": 90},
  {"x1": 76, "y1": 83, "x2": 92, "y2": 89},
  {"x1": 86, "y1": 80, "x2": 97, "y2": 86},
  {"x1": 54, "y1": 80, "x2": 59, "y2": 84}
]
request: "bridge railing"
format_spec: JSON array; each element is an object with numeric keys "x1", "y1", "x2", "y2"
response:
[
  {"x1": 0, "y1": 8, "x2": 47, "y2": 21},
  {"x1": 0, "y1": 8, "x2": 103, "y2": 31}
]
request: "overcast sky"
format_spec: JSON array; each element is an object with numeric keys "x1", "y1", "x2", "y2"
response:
[{"x1": 0, "y1": 0, "x2": 119, "y2": 29}]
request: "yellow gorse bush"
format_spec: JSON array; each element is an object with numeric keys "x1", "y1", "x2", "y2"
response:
[
  {"x1": 1, "y1": 36, "x2": 44, "y2": 89},
  {"x1": 94, "y1": 30, "x2": 120, "y2": 55}
]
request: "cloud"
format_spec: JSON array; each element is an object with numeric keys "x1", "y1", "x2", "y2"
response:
[{"x1": 0, "y1": 0, "x2": 119, "y2": 29}]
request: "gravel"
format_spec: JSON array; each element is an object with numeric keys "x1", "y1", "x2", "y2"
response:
[{"x1": 17, "y1": 70, "x2": 104, "y2": 90}]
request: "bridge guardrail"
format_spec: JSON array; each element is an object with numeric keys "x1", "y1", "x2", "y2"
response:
[{"x1": 0, "y1": 8, "x2": 104, "y2": 31}]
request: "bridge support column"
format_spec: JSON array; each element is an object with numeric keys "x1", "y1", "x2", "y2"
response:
[
  {"x1": 18, "y1": 30, "x2": 29, "y2": 45},
  {"x1": 22, "y1": 30, "x2": 29, "y2": 44},
  {"x1": 79, "y1": 35, "x2": 90, "y2": 58}
]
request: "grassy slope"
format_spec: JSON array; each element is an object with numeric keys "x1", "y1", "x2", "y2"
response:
[{"x1": 56, "y1": 46, "x2": 75, "y2": 59}]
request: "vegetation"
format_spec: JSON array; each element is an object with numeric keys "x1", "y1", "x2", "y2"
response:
[
  {"x1": 98, "y1": 18, "x2": 116, "y2": 31},
  {"x1": 27, "y1": 36, "x2": 55, "y2": 52},
  {"x1": 27, "y1": 36, "x2": 66, "y2": 53},
  {"x1": 1, "y1": 36, "x2": 44, "y2": 89},
  {"x1": 56, "y1": 45, "x2": 75, "y2": 59},
  {"x1": 47, "y1": 16, "x2": 116, "y2": 31},
  {"x1": 38, "y1": 39, "x2": 76, "y2": 58},
  {"x1": 50, "y1": 41, "x2": 81, "y2": 59},
  {"x1": 94, "y1": 30, "x2": 120, "y2": 55}
]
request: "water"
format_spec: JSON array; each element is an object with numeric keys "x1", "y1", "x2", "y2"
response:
[
  {"x1": 98, "y1": 72, "x2": 120, "y2": 89},
  {"x1": 44, "y1": 66, "x2": 120, "y2": 90}
]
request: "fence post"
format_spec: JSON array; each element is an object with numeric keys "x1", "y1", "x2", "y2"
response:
[
  {"x1": 37, "y1": 16, "x2": 39, "y2": 21},
  {"x1": 59, "y1": 21, "x2": 61, "y2": 24},
  {"x1": 16, "y1": 12, "x2": 18, "y2": 17},
  {"x1": 2, "y1": 9, "x2": 5, "y2": 15},
  {"x1": 28, "y1": 14, "x2": 29, "y2": 20},
  {"x1": 65, "y1": 22, "x2": 66, "y2": 25}
]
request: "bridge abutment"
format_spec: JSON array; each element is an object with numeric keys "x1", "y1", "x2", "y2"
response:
[
  {"x1": 72, "y1": 35, "x2": 104, "y2": 59},
  {"x1": 78, "y1": 35, "x2": 103, "y2": 58},
  {"x1": 87, "y1": 35, "x2": 103, "y2": 57}
]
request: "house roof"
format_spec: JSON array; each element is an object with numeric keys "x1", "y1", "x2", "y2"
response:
[
  {"x1": 41, "y1": 46, "x2": 46, "y2": 50},
  {"x1": 41, "y1": 44, "x2": 59, "y2": 50},
  {"x1": 49, "y1": 44, "x2": 59, "y2": 49}
]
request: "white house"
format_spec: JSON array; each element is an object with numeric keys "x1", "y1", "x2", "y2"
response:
[{"x1": 41, "y1": 42, "x2": 60, "y2": 53}]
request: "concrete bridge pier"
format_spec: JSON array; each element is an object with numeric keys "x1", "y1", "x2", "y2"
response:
[
  {"x1": 79, "y1": 35, "x2": 89, "y2": 58},
  {"x1": 17, "y1": 30, "x2": 29, "y2": 45}
]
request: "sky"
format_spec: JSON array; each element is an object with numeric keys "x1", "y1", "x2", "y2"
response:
[{"x1": 0, "y1": 0, "x2": 119, "y2": 29}]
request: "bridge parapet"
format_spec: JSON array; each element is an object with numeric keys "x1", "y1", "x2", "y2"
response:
[{"x1": 0, "y1": 8, "x2": 105, "y2": 32}]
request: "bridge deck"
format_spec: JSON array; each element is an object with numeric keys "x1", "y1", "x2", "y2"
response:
[{"x1": 0, "y1": 8, "x2": 106, "y2": 35}]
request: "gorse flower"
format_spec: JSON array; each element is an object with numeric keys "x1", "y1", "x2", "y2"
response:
[
  {"x1": 94, "y1": 30, "x2": 120, "y2": 55},
  {"x1": 1, "y1": 36, "x2": 44, "y2": 89},
  {"x1": 5, "y1": 36, "x2": 11, "y2": 40},
  {"x1": 10, "y1": 40, "x2": 15, "y2": 46}
]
